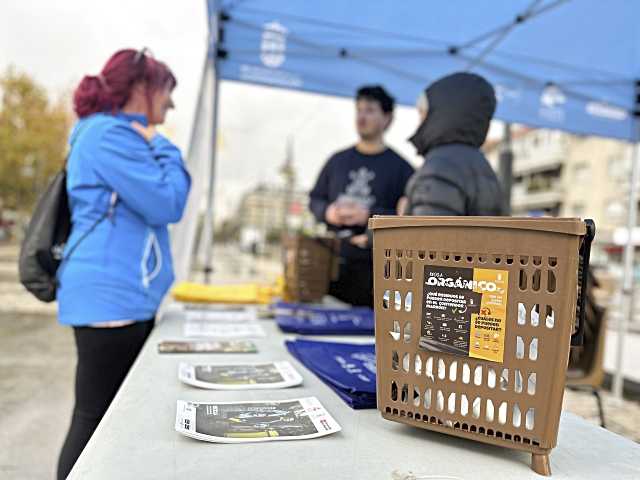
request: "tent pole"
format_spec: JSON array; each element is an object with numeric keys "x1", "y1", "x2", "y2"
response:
[
  {"x1": 614, "y1": 139, "x2": 640, "y2": 399},
  {"x1": 202, "y1": 5, "x2": 221, "y2": 283},
  {"x1": 498, "y1": 122, "x2": 513, "y2": 214},
  {"x1": 201, "y1": 64, "x2": 220, "y2": 283}
]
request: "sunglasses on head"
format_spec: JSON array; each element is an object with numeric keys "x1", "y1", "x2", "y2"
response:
[{"x1": 132, "y1": 47, "x2": 153, "y2": 65}]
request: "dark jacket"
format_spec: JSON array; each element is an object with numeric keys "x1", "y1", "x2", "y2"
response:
[
  {"x1": 405, "y1": 72, "x2": 505, "y2": 216},
  {"x1": 309, "y1": 146, "x2": 413, "y2": 261}
]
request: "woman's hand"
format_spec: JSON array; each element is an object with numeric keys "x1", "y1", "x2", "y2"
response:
[{"x1": 131, "y1": 121, "x2": 157, "y2": 142}]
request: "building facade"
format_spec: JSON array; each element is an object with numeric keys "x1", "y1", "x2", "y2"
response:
[
  {"x1": 234, "y1": 183, "x2": 315, "y2": 251},
  {"x1": 485, "y1": 129, "x2": 633, "y2": 266}
]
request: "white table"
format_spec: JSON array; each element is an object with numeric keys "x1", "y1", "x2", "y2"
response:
[{"x1": 69, "y1": 307, "x2": 640, "y2": 480}]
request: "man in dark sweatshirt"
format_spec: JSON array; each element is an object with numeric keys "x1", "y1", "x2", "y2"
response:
[
  {"x1": 309, "y1": 85, "x2": 414, "y2": 307},
  {"x1": 405, "y1": 72, "x2": 505, "y2": 216}
]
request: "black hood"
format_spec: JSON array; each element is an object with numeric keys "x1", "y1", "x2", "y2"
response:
[{"x1": 410, "y1": 72, "x2": 496, "y2": 155}]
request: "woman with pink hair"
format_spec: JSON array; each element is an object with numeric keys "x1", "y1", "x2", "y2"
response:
[{"x1": 57, "y1": 49, "x2": 190, "y2": 479}]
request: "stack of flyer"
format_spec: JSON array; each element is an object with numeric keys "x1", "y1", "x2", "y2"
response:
[
  {"x1": 158, "y1": 340, "x2": 258, "y2": 354},
  {"x1": 170, "y1": 305, "x2": 343, "y2": 445},
  {"x1": 175, "y1": 397, "x2": 341, "y2": 443},
  {"x1": 178, "y1": 361, "x2": 303, "y2": 390},
  {"x1": 181, "y1": 305, "x2": 266, "y2": 338}
]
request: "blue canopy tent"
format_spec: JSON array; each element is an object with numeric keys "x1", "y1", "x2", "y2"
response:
[
  {"x1": 212, "y1": 0, "x2": 639, "y2": 140},
  {"x1": 175, "y1": 0, "x2": 640, "y2": 398}
]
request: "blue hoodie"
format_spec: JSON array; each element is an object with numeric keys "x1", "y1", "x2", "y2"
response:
[{"x1": 57, "y1": 112, "x2": 191, "y2": 326}]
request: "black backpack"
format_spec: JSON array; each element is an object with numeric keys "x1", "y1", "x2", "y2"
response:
[{"x1": 18, "y1": 168, "x2": 116, "y2": 303}]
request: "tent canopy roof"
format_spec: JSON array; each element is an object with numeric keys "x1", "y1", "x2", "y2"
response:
[{"x1": 210, "y1": 0, "x2": 640, "y2": 141}]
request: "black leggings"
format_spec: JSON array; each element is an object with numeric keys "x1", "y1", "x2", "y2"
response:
[{"x1": 57, "y1": 319, "x2": 154, "y2": 480}]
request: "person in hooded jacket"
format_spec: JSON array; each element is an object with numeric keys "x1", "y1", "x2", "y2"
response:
[
  {"x1": 404, "y1": 72, "x2": 505, "y2": 216},
  {"x1": 350, "y1": 72, "x2": 505, "y2": 249}
]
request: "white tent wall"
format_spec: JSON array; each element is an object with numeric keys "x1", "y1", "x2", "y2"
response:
[{"x1": 170, "y1": 54, "x2": 215, "y2": 283}]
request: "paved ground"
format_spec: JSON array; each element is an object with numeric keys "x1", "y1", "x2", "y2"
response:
[{"x1": 0, "y1": 242, "x2": 638, "y2": 479}]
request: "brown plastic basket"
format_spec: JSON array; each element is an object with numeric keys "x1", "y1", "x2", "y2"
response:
[
  {"x1": 283, "y1": 234, "x2": 339, "y2": 303},
  {"x1": 369, "y1": 216, "x2": 595, "y2": 476}
]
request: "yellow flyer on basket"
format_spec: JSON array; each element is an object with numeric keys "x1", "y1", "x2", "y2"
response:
[{"x1": 469, "y1": 268, "x2": 508, "y2": 363}]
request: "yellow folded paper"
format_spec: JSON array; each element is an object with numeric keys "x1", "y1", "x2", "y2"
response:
[{"x1": 173, "y1": 277, "x2": 284, "y2": 305}]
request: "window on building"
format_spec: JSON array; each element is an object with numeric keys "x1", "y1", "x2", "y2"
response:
[
  {"x1": 608, "y1": 155, "x2": 628, "y2": 179},
  {"x1": 573, "y1": 163, "x2": 590, "y2": 183},
  {"x1": 605, "y1": 200, "x2": 625, "y2": 222},
  {"x1": 572, "y1": 203, "x2": 585, "y2": 217}
]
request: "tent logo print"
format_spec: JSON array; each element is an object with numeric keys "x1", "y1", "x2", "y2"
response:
[
  {"x1": 495, "y1": 84, "x2": 521, "y2": 103},
  {"x1": 540, "y1": 84, "x2": 566, "y2": 108},
  {"x1": 539, "y1": 83, "x2": 566, "y2": 123},
  {"x1": 586, "y1": 101, "x2": 628, "y2": 121},
  {"x1": 261, "y1": 21, "x2": 287, "y2": 69}
]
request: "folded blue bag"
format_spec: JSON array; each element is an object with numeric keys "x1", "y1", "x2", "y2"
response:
[
  {"x1": 286, "y1": 338, "x2": 377, "y2": 409},
  {"x1": 275, "y1": 304, "x2": 375, "y2": 335},
  {"x1": 273, "y1": 300, "x2": 370, "y2": 315}
]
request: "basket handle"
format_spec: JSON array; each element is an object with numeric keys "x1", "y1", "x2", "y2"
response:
[{"x1": 572, "y1": 219, "x2": 596, "y2": 346}]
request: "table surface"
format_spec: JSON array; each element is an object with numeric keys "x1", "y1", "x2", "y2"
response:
[{"x1": 69, "y1": 306, "x2": 640, "y2": 480}]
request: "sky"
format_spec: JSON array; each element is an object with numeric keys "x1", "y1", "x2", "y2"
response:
[{"x1": 1, "y1": 0, "x2": 500, "y2": 222}]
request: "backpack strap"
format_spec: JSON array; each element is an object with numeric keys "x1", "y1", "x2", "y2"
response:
[
  {"x1": 62, "y1": 119, "x2": 119, "y2": 262},
  {"x1": 63, "y1": 191, "x2": 118, "y2": 262}
]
